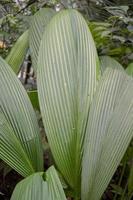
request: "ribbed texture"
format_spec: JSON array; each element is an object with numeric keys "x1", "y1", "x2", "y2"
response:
[
  {"x1": 11, "y1": 166, "x2": 66, "y2": 200},
  {"x1": 29, "y1": 8, "x2": 55, "y2": 72},
  {"x1": 37, "y1": 9, "x2": 100, "y2": 196},
  {"x1": 6, "y1": 30, "x2": 29, "y2": 74},
  {"x1": 82, "y1": 68, "x2": 133, "y2": 200},
  {"x1": 100, "y1": 56, "x2": 124, "y2": 74},
  {"x1": 0, "y1": 57, "x2": 43, "y2": 177},
  {"x1": 126, "y1": 63, "x2": 133, "y2": 77},
  {"x1": 0, "y1": 112, "x2": 34, "y2": 176}
]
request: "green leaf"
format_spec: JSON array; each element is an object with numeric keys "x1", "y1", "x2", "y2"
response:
[
  {"x1": 37, "y1": 9, "x2": 100, "y2": 197},
  {"x1": 27, "y1": 90, "x2": 40, "y2": 110},
  {"x1": 126, "y1": 63, "x2": 133, "y2": 77},
  {"x1": 0, "y1": 112, "x2": 34, "y2": 176},
  {"x1": 111, "y1": 184, "x2": 123, "y2": 195},
  {"x1": 105, "y1": 6, "x2": 129, "y2": 17},
  {"x1": 11, "y1": 166, "x2": 67, "y2": 200},
  {"x1": 82, "y1": 68, "x2": 133, "y2": 200},
  {"x1": 0, "y1": 56, "x2": 43, "y2": 177},
  {"x1": 0, "y1": 16, "x2": 5, "y2": 25},
  {"x1": 100, "y1": 56, "x2": 124, "y2": 74},
  {"x1": 6, "y1": 30, "x2": 29, "y2": 74},
  {"x1": 30, "y1": 8, "x2": 55, "y2": 72}
]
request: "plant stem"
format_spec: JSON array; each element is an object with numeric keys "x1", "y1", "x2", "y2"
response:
[
  {"x1": 113, "y1": 162, "x2": 126, "y2": 200},
  {"x1": 121, "y1": 182, "x2": 128, "y2": 200}
]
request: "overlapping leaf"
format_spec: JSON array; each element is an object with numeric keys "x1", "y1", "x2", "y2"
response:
[
  {"x1": 30, "y1": 8, "x2": 55, "y2": 72},
  {"x1": 0, "y1": 57, "x2": 43, "y2": 177},
  {"x1": 126, "y1": 63, "x2": 133, "y2": 77},
  {"x1": 0, "y1": 112, "x2": 34, "y2": 176},
  {"x1": 100, "y1": 56, "x2": 124, "y2": 74},
  {"x1": 6, "y1": 30, "x2": 29, "y2": 74},
  {"x1": 38, "y1": 9, "x2": 100, "y2": 197},
  {"x1": 82, "y1": 68, "x2": 133, "y2": 200},
  {"x1": 11, "y1": 166, "x2": 66, "y2": 200}
]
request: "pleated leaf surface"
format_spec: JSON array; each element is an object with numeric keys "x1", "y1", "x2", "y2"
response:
[
  {"x1": 6, "y1": 30, "x2": 29, "y2": 74},
  {"x1": 38, "y1": 9, "x2": 100, "y2": 197},
  {"x1": 0, "y1": 112, "x2": 35, "y2": 176},
  {"x1": 11, "y1": 166, "x2": 66, "y2": 200},
  {"x1": 0, "y1": 57, "x2": 43, "y2": 177},
  {"x1": 30, "y1": 8, "x2": 55, "y2": 72},
  {"x1": 82, "y1": 68, "x2": 133, "y2": 200}
]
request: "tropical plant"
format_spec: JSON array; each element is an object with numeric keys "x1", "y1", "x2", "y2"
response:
[{"x1": 0, "y1": 8, "x2": 133, "y2": 200}]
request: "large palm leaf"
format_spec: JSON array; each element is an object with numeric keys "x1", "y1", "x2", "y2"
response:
[
  {"x1": 82, "y1": 68, "x2": 133, "y2": 200},
  {"x1": 37, "y1": 9, "x2": 100, "y2": 197},
  {"x1": 0, "y1": 56, "x2": 43, "y2": 177}
]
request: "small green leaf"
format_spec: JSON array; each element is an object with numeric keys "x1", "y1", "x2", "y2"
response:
[{"x1": 111, "y1": 184, "x2": 123, "y2": 195}]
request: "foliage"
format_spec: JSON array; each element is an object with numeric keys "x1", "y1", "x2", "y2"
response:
[
  {"x1": 0, "y1": 8, "x2": 133, "y2": 200},
  {"x1": 0, "y1": 12, "x2": 29, "y2": 58},
  {"x1": 0, "y1": 1, "x2": 133, "y2": 65},
  {"x1": 89, "y1": 14, "x2": 133, "y2": 66}
]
